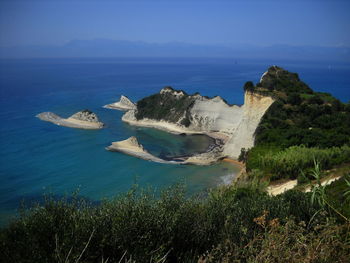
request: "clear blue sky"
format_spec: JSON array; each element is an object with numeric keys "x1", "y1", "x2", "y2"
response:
[{"x1": 0, "y1": 0, "x2": 349, "y2": 47}]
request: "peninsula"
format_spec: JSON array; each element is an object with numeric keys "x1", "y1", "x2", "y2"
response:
[
  {"x1": 37, "y1": 109, "x2": 104, "y2": 129},
  {"x1": 105, "y1": 67, "x2": 278, "y2": 164}
]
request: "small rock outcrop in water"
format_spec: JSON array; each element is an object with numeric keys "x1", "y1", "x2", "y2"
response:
[
  {"x1": 104, "y1": 95, "x2": 136, "y2": 111},
  {"x1": 37, "y1": 110, "x2": 104, "y2": 129},
  {"x1": 69, "y1": 109, "x2": 101, "y2": 123},
  {"x1": 121, "y1": 136, "x2": 145, "y2": 151}
]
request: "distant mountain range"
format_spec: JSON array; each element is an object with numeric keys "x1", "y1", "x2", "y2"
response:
[{"x1": 1, "y1": 39, "x2": 349, "y2": 61}]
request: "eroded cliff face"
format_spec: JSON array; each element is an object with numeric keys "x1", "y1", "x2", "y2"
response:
[
  {"x1": 121, "y1": 87, "x2": 274, "y2": 159},
  {"x1": 122, "y1": 87, "x2": 246, "y2": 135},
  {"x1": 223, "y1": 91, "x2": 274, "y2": 158},
  {"x1": 188, "y1": 96, "x2": 243, "y2": 133}
]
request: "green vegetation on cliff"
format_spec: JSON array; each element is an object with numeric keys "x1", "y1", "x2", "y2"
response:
[
  {"x1": 252, "y1": 66, "x2": 350, "y2": 148},
  {"x1": 243, "y1": 66, "x2": 350, "y2": 181},
  {"x1": 135, "y1": 87, "x2": 195, "y2": 126},
  {"x1": 247, "y1": 145, "x2": 350, "y2": 180}
]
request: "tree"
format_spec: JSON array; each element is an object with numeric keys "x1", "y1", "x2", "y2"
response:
[
  {"x1": 243, "y1": 81, "x2": 255, "y2": 92},
  {"x1": 287, "y1": 93, "x2": 302, "y2": 105}
]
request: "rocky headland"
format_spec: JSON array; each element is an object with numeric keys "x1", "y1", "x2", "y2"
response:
[
  {"x1": 104, "y1": 68, "x2": 289, "y2": 164},
  {"x1": 37, "y1": 109, "x2": 104, "y2": 129}
]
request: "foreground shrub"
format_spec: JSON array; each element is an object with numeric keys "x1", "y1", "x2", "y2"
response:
[
  {"x1": 0, "y1": 185, "x2": 340, "y2": 262},
  {"x1": 204, "y1": 215, "x2": 350, "y2": 263}
]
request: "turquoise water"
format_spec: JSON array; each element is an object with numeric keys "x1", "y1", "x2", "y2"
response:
[{"x1": 0, "y1": 58, "x2": 349, "y2": 225}]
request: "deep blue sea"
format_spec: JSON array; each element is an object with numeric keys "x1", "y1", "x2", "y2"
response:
[{"x1": 0, "y1": 58, "x2": 349, "y2": 225}]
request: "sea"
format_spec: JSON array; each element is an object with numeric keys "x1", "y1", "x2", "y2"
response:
[{"x1": 0, "y1": 57, "x2": 349, "y2": 225}]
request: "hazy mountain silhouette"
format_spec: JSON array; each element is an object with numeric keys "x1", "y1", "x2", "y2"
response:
[{"x1": 1, "y1": 39, "x2": 349, "y2": 61}]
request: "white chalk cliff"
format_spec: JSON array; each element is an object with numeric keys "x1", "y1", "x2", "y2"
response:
[
  {"x1": 222, "y1": 91, "x2": 274, "y2": 158},
  {"x1": 186, "y1": 95, "x2": 243, "y2": 133},
  {"x1": 120, "y1": 88, "x2": 274, "y2": 160},
  {"x1": 106, "y1": 69, "x2": 277, "y2": 162}
]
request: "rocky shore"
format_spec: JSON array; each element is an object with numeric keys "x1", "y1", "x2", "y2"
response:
[
  {"x1": 106, "y1": 136, "x2": 178, "y2": 164},
  {"x1": 106, "y1": 135, "x2": 225, "y2": 165},
  {"x1": 104, "y1": 80, "x2": 274, "y2": 164},
  {"x1": 37, "y1": 110, "x2": 104, "y2": 129}
]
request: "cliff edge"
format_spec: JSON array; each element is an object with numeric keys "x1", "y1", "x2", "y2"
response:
[
  {"x1": 110, "y1": 66, "x2": 322, "y2": 163},
  {"x1": 121, "y1": 76, "x2": 275, "y2": 160}
]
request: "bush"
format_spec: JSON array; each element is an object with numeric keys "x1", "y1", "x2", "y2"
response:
[
  {"x1": 243, "y1": 81, "x2": 254, "y2": 92},
  {"x1": 0, "y1": 185, "x2": 325, "y2": 262},
  {"x1": 247, "y1": 145, "x2": 350, "y2": 180},
  {"x1": 135, "y1": 88, "x2": 195, "y2": 124},
  {"x1": 254, "y1": 68, "x2": 350, "y2": 149},
  {"x1": 204, "y1": 217, "x2": 350, "y2": 263},
  {"x1": 297, "y1": 172, "x2": 309, "y2": 185}
]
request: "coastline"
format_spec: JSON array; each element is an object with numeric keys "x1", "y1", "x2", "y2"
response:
[
  {"x1": 122, "y1": 111, "x2": 231, "y2": 142},
  {"x1": 122, "y1": 114, "x2": 204, "y2": 135},
  {"x1": 120, "y1": 114, "x2": 233, "y2": 165},
  {"x1": 222, "y1": 158, "x2": 246, "y2": 184},
  {"x1": 106, "y1": 133, "x2": 230, "y2": 166},
  {"x1": 103, "y1": 104, "x2": 132, "y2": 111}
]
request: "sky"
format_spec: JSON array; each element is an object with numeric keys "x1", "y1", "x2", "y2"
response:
[{"x1": 0, "y1": 0, "x2": 349, "y2": 47}]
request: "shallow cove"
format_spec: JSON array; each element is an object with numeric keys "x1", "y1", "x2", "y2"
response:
[{"x1": 131, "y1": 127, "x2": 215, "y2": 160}]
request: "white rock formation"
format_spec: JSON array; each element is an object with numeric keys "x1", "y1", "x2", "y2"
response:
[
  {"x1": 160, "y1": 87, "x2": 185, "y2": 98},
  {"x1": 69, "y1": 109, "x2": 101, "y2": 123},
  {"x1": 187, "y1": 96, "x2": 243, "y2": 133},
  {"x1": 104, "y1": 95, "x2": 136, "y2": 111},
  {"x1": 223, "y1": 91, "x2": 274, "y2": 158},
  {"x1": 107, "y1": 136, "x2": 221, "y2": 165},
  {"x1": 121, "y1": 87, "x2": 274, "y2": 160},
  {"x1": 37, "y1": 110, "x2": 104, "y2": 129},
  {"x1": 106, "y1": 136, "x2": 176, "y2": 164}
]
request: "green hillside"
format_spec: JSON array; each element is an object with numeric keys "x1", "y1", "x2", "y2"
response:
[{"x1": 243, "y1": 66, "x2": 350, "y2": 180}]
